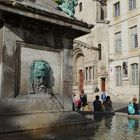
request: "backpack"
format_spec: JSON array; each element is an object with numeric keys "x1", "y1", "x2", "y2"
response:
[{"x1": 128, "y1": 103, "x2": 135, "y2": 115}]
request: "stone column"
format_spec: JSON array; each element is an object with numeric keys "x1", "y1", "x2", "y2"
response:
[
  {"x1": 92, "y1": 66, "x2": 94, "y2": 83},
  {"x1": 62, "y1": 38, "x2": 73, "y2": 110},
  {"x1": 73, "y1": 67, "x2": 77, "y2": 85},
  {"x1": 84, "y1": 67, "x2": 86, "y2": 83},
  {"x1": 0, "y1": 27, "x2": 3, "y2": 99},
  {"x1": 1, "y1": 26, "x2": 22, "y2": 98}
]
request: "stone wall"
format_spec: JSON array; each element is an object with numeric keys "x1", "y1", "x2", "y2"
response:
[
  {"x1": 0, "y1": 12, "x2": 74, "y2": 111},
  {"x1": 19, "y1": 44, "x2": 62, "y2": 95}
]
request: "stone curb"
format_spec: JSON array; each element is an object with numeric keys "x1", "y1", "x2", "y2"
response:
[
  {"x1": 0, "y1": 111, "x2": 95, "y2": 134},
  {"x1": 115, "y1": 112, "x2": 140, "y2": 119},
  {"x1": 0, "y1": 120, "x2": 94, "y2": 134}
]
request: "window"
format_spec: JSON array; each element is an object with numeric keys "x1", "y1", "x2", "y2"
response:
[
  {"x1": 131, "y1": 63, "x2": 138, "y2": 85},
  {"x1": 101, "y1": 7, "x2": 105, "y2": 20},
  {"x1": 98, "y1": 44, "x2": 102, "y2": 60},
  {"x1": 79, "y1": 2, "x2": 82, "y2": 12},
  {"x1": 122, "y1": 61, "x2": 128, "y2": 78},
  {"x1": 85, "y1": 67, "x2": 88, "y2": 81},
  {"x1": 130, "y1": 26, "x2": 138, "y2": 48},
  {"x1": 116, "y1": 66, "x2": 122, "y2": 86},
  {"x1": 114, "y1": 2, "x2": 120, "y2": 17},
  {"x1": 89, "y1": 67, "x2": 92, "y2": 81},
  {"x1": 93, "y1": 66, "x2": 95, "y2": 80},
  {"x1": 129, "y1": 0, "x2": 136, "y2": 11},
  {"x1": 115, "y1": 32, "x2": 121, "y2": 52},
  {"x1": 85, "y1": 66, "x2": 94, "y2": 82}
]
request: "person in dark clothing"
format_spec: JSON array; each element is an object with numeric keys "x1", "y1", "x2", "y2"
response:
[
  {"x1": 132, "y1": 96, "x2": 139, "y2": 115},
  {"x1": 93, "y1": 95, "x2": 102, "y2": 111},
  {"x1": 103, "y1": 96, "x2": 113, "y2": 112},
  {"x1": 133, "y1": 103, "x2": 139, "y2": 114},
  {"x1": 80, "y1": 90, "x2": 87, "y2": 107}
]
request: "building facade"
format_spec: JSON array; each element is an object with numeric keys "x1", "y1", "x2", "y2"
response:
[
  {"x1": 73, "y1": 0, "x2": 109, "y2": 95},
  {"x1": 108, "y1": 0, "x2": 140, "y2": 102}
]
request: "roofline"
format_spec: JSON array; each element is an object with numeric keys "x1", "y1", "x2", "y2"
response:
[
  {"x1": 74, "y1": 40, "x2": 100, "y2": 51},
  {"x1": 0, "y1": 1, "x2": 93, "y2": 34}
]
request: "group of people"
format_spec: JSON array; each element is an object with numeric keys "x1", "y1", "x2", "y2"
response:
[
  {"x1": 73, "y1": 90, "x2": 140, "y2": 115},
  {"x1": 72, "y1": 90, "x2": 90, "y2": 111},
  {"x1": 128, "y1": 95, "x2": 139, "y2": 115},
  {"x1": 93, "y1": 91, "x2": 113, "y2": 112},
  {"x1": 72, "y1": 90, "x2": 113, "y2": 112}
]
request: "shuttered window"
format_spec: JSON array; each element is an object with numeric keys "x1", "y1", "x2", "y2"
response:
[
  {"x1": 130, "y1": 26, "x2": 138, "y2": 48},
  {"x1": 115, "y1": 32, "x2": 121, "y2": 52},
  {"x1": 129, "y1": 0, "x2": 136, "y2": 11},
  {"x1": 131, "y1": 63, "x2": 138, "y2": 85}
]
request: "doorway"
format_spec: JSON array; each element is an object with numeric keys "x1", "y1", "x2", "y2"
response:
[{"x1": 101, "y1": 78, "x2": 105, "y2": 91}]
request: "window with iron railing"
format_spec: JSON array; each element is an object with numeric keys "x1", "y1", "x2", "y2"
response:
[
  {"x1": 130, "y1": 26, "x2": 138, "y2": 48},
  {"x1": 129, "y1": 0, "x2": 136, "y2": 11},
  {"x1": 131, "y1": 63, "x2": 138, "y2": 85},
  {"x1": 115, "y1": 32, "x2": 121, "y2": 53}
]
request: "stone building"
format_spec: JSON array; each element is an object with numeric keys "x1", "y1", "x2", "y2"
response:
[
  {"x1": 73, "y1": 0, "x2": 109, "y2": 96},
  {"x1": 0, "y1": 0, "x2": 91, "y2": 111},
  {"x1": 107, "y1": 0, "x2": 140, "y2": 102}
]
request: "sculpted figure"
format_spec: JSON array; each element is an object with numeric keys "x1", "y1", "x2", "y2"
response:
[
  {"x1": 30, "y1": 60, "x2": 50, "y2": 94},
  {"x1": 54, "y1": 0, "x2": 78, "y2": 17}
]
